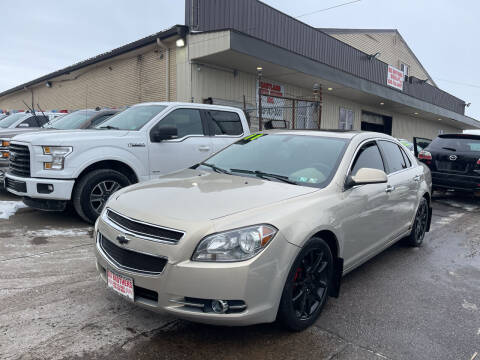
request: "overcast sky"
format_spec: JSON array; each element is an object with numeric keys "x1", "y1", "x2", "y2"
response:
[{"x1": 1, "y1": 0, "x2": 479, "y2": 119}]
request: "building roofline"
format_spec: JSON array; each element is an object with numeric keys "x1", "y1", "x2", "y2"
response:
[
  {"x1": 320, "y1": 28, "x2": 438, "y2": 87},
  {"x1": 0, "y1": 25, "x2": 188, "y2": 98}
]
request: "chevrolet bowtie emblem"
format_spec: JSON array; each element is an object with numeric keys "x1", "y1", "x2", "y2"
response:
[{"x1": 116, "y1": 235, "x2": 129, "y2": 245}]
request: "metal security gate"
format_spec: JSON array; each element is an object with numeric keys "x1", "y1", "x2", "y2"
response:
[{"x1": 254, "y1": 94, "x2": 322, "y2": 131}]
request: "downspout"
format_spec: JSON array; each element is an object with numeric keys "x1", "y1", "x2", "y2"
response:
[{"x1": 157, "y1": 38, "x2": 170, "y2": 101}]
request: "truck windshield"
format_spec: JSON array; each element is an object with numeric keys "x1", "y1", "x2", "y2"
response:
[
  {"x1": 199, "y1": 134, "x2": 348, "y2": 188},
  {"x1": 96, "y1": 105, "x2": 166, "y2": 130},
  {"x1": 429, "y1": 135, "x2": 480, "y2": 152},
  {"x1": 45, "y1": 110, "x2": 96, "y2": 130},
  {"x1": 0, "y1": 113, "x2": 27, "y2": 128}
]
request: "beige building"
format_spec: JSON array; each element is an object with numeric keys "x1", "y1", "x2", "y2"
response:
[{"x1": 1, "y1": 1, "x2": 478, "y2": 142}]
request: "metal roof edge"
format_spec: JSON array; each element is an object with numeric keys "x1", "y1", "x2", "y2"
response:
[{"x1": 0, "y1": 25, "x2": 188, "y2": 98}]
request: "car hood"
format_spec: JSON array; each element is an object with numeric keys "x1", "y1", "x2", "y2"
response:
[
  {"x1": 110, "y1": 169, "x2": 319, "y2": 224},
  {"x1": 11, "y1": 129, "x2": 130, "y2": 145},
  {"x1": 0, "y1": 128, "x2": 50, "y2": 139}
]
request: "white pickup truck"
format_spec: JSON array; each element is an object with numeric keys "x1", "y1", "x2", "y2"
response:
[{"x1": 5, "y1": 102, "x2": 250, "y2": 223}]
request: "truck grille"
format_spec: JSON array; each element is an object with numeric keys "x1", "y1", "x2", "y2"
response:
[
  {"x1": 99, "y1": 233, "x2": 168, "y2": 275},
  {"x1": 8, "y1": 144, "x2": 30, "y2": 177},
  {"x1": 106, "y1": 209, "x2": 184, "y2": 243}
]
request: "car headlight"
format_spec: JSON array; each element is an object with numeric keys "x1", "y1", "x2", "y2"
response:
[
  {"x1": 192, "y1": 224, "x2": 277, "y2": 262},
  {"x1": 42, "y1": 146, "x2": 73, "y2": 170}
]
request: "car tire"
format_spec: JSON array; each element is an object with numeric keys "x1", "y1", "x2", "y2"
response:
[
  {"x1": 277, "y1": 237, "x2": 333, "y2": 332},
  {"x1": 405, "y1": 197, "x2": 429, "y2": 247},
  {"x1": 73, "y1": 169, "x2": 131, "y2": 224}
]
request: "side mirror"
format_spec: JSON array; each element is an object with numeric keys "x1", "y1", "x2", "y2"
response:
[
  {"x1": 346, "y1": 168, "x2": 388, "y2": 188},
  {"x1": 150, "y1": 126, "x2": 178, "y2": 142}
]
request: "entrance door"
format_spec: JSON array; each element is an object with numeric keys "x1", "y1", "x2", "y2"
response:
[{"x1": 361, "y1": 111, "x2": 392, "y2": 135}]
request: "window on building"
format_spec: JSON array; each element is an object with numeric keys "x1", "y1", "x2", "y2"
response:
[
  {"x1": 400, "y1": 63, "x2": 409, "y2": 77},
  {"x1": 351, "y1": 141, "x2": 385, "y2": 176},
  {"x1": 339, "y1": 108, "x2": 354, "y2": 130},
  {"x1": 157, "y1": 109, "x2": 204, "y2": 138},
  {"x1": 378, "y1": 140, "x2": 407, "y2": 174},
  {"x1": 207, "y1": 110, "x2": 243, "y2": 135}
]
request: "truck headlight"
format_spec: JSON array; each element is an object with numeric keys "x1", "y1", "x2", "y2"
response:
[
  {"x1": 192, "y1": 224, "x2": 277, "y2": 262},
  {"x1": 1, "y1": 140, "x2": 10, "y2": 148},
  {"x1": 42, "y1": 146, "x2": 73, "y2": 170}
]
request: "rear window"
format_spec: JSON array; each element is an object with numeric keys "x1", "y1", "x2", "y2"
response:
[{"x1": 429, "y1": 135, "x2": 480, "y2": 153}]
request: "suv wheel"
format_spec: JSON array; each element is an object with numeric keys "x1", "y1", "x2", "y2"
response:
[
  {"x1": 73, "y1": 169, "x2": 131, "y2": 223},
  {"x1": 277, "y1": 237, "x2": 333, "y2": 331}
]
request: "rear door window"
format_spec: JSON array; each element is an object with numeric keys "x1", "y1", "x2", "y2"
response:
[
  {"x1": 378, "y1": 141, "x2": 407, "y2": 174},
  {"x1": 207, "y1": 110, "x2": 243, "y2": 136},
  {"x1": 351, "y1": 141, "x2": 385, "y2": 176}
]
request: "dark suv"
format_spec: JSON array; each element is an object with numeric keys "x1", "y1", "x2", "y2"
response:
[{"x1": 416, "y1": 134, "x2": 480, "y2": 193}]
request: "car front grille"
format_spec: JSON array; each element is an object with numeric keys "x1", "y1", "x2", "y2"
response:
[
  {"x1": 99, "y1": 233, "x2": 168, "y2": 275},
  {"x1": 5, "y1": 177, "x2": 27, "y2": 193},
  {"x1": 8, "y1": 144, "x2": 30, "y2": 177},
  {"x1": 106, "y1": 209, "x2": 184, "y2": 243}
]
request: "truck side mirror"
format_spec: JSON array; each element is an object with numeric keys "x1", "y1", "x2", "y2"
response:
[{"x1": 150, "y1": 126, "x2": 178, "y2": 142}]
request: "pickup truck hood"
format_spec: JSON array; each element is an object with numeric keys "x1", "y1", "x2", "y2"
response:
[
  {"x1": 111, "y1": 169, "x2": 318, "y2": 223},
  {"x1": 11, "y1": 129, "x2": 130, "y2": 145},
  {"x1": 0, "y1": 128, "x2": 50, "y2": 139}
]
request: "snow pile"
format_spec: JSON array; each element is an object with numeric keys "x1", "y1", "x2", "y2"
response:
[
  {"x1": 0, "y1": 201, "x2": 27, "y2": 220},
  {"x1": 28, "y1": 228, "x2": 90, "y2": 237}
]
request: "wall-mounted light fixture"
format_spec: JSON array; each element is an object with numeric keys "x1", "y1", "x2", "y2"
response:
[
  {"x1": 367, "y1": 52, "x2": 381, "y2": 60},
  {"x1": 380, "y1": 102, "x2": 385, "y2": 106},
  {"x1": 45, "y1": 81, "x2": 52, "y2": 88},
  {"x1": 176, "y1": 38, "x2": 185, "y2": 48}
]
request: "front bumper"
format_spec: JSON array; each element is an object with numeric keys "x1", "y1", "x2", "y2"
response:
[
  {"x1": 94, "y1": 217, "x2": 299, "y2": 326},
  {"x1": 431, "y1": 171, "x2": 480, "y2": 192},
  {"x1": 4, "y1": 172, "x2": 75, "y2": 200},
  {"x1": 0, "y1": 165, "x2": 7, "y2": 188}
]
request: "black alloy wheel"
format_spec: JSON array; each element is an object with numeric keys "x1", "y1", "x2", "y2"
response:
[
  {"x1": 278, "y1": 238, "x2": 333, "y2": 331},
  {"x1": 405, "y1": 197, "x2": 429, "y2": 247}
]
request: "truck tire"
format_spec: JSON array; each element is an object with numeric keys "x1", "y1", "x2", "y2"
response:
[{"x1": 73, "y1": 169, "x2": 131, "y2": 224}]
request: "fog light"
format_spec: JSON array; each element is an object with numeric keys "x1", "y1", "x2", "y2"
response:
[{"x1": 211, "y1": 300, "x2": 229, "y2": 314}]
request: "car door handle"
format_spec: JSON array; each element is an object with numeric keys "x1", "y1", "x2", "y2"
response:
[
  {"x1": 413, "y1": 175, "x2": 421, "y2": 182},
  {"x1": 198, "y1": 146, "x2": 211, "y2": 152},
  {"x1": 385, "y1": 185, "x2": 395, "y2": 193}
]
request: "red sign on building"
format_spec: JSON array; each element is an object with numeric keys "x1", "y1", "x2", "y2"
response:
[{"x1": 387, "y1": 65, "x2": 404, "y2": 91}]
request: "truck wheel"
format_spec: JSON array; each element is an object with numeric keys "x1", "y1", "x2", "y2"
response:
[{"x1": 73, "y1": 169, "x2": 131, "y2": 224}]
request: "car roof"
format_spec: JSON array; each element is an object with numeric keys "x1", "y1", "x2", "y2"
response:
[
  {"x1": 132, "y1": 102, "x2": 245, "y2": 112},
  {"x1": 261, "y1": 129, "x2": 395, "y2": 141}
]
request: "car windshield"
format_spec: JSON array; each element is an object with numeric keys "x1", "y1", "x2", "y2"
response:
[
  {"x1": 0, "y1": 113, "x2": 27, "y2": 128},
  {"x1": 45, "y1": 110, "x2": 96, "y2": 129},
  {"x1": 96, "y1": 105, "x2": 166, "y2": 130},
  {"x1": 429, "y1": 135, "x2": 480, "y2": 152},
  {"x1": 199, "y1": 133, "x2": 349, "y2": 188}
]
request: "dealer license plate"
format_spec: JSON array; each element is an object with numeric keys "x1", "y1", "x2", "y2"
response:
[{"x1": 107, "y1": 270, "x2": 134, "y2": 301}]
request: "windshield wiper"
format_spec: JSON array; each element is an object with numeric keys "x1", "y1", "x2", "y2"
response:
[
  {"x1": 99, "y1": 125, "x2": 120, "y2": 130},
  {"x1": 201, "y1": 163, "x2": 231, "y2": 175},
  {"x1": 442, "y1": 147, "x2": 457, "y2": 152},
  {"x1": 230, "y1": 169, "x2": 297, "y2": 185}
]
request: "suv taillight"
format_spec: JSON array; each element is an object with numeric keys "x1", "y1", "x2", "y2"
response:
[
  {"x1": 477, "y1": 158, "x2": 480, "y2": 165},
  {"x1": 418, "y1": 150, "x2": 432, "y2": 161}
]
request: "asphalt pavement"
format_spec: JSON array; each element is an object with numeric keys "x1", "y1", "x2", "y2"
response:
[{"x1": 0, "y1": 191, "x2": 478, "y2": 360}]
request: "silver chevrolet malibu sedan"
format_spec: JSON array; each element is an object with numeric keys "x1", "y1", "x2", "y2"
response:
[{"x1": 94, "y1": 130, "x2": 432, "y2": 331}]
